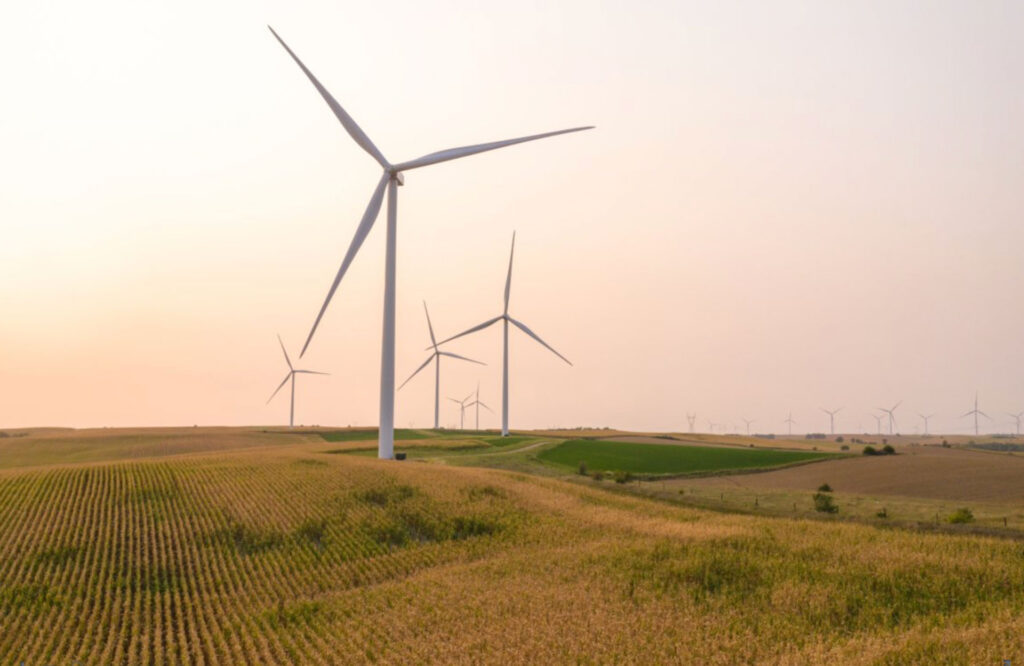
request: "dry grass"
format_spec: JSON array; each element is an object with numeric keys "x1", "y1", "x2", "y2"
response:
[{"x1": 0, "y1": 428, "x2": 1022, "y2": 663}]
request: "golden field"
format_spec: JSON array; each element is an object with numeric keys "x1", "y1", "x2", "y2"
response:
[{"x1": 0, "y1": 428, "x2": 1021, "y2": 664}]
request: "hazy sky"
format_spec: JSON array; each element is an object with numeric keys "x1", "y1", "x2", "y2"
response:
[{"x1": 2, "y1": 1, "x2": 1022, "y2": 434}]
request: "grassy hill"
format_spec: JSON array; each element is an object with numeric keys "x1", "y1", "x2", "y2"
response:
[{"x1": 0, "y1": 428, "x2": 1021, "y2": 663}]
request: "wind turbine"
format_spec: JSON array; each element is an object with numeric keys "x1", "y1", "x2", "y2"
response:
[
  {"x1": 267, "y1": 335, "x2": 328, "y2": 428},
  {"x1": 741, "y1": 418, "x2": 755, "y2": 436},
  {"x1": 467, "y1": 383, "x2": 494, "y2": 430},
  {"x1": 961, "y1": 393, "x2": 988, "y2": 436},
  {"x1": 918, "y1": 413, "x2": 935, "y2": 435},
  {"x1": 1008, "y1": 411, "x2": 1023, "y2": 436},
  {"x1": 269, "y1": 27, "x2": 592, "y2": 458},
  {"x1": 820, "y1": 407, "x2": 842, "y2": 436},
  {"x1": 449, "y1": 392, "x2": 474, "y2": 430},
  {"x1": 784, "y1": 411, "x2": 796, "y2": 436},
  {"x1": 686, "y1": 413, "x2": 697, "y2": 433},
  {"x1": 872, "y1": 413, "x2": 883, "y2": 435},
  {"x1": 437, "y1": 233, "x2": 572, "y2": 436},
  {"x1": 878, "y1": 401, "x2": 901, "y2": 435},
  {"x1": 398, "y1": 302, "x2": 484, "y2": 429},
  {"x1": 706, "y1": 419, "x2": 718, "y2": 434}
]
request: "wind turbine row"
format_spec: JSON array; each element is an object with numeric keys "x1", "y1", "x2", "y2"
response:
[{"x1": 268, "y1": 27, "x2": 592, "y2": 458}]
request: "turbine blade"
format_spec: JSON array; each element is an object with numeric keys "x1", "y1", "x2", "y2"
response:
[
  {"x1": 398, "y1": 355, "x2": 435, "y2": 391},
  {"x1": 277, "y1": 334, "x2": 293, "y2": 370},
  {"x1": 294, "y1": 370, "x2": 330, "y2": 375},
  {"x1": 478, "y1": 401, "x2": 494, "y2": 413},
  {"x1": 423, "y1": 301, "x2": 437, "y2": 349},
  {"x1": 392, "y1": 126, "x2": 594, "y2": 172},
  {"x1": 434, "y1": 316, "x2": 503, "y2": 348},
  {"x1": 892, "y1": 401, "x2": 902, "y2": 411},
  {"x1": 979, "y1": 411, "x2": 990, "y2": 419},
  {"x1": 268, "y1": 26, "x2": 389, "y2": 168},
  {"x1": 267, "y1": 373, "x2": 291, "y2": 403},
  {"x1": 508, "y1": 317, "x2": 572, "y2": 365},
  {"x1": 504, "y1": 231, "x2": 516, "y2": 315},
  {"x1": 300, "y1": 174, "x2": 389, "y2": 357},
  {"x1": 438, "y1": 351, "x2": 485, "y2": 365}
]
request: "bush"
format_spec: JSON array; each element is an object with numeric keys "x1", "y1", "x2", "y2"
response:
[
  {"x1": 835, "y1": 436, "x2": 844, "y2": 443},
  {"x1": 813, "y1": 492, "x2": 838, "y2": 514},
  {"x1": 863, "y1": 445, "x2": 878, "y2": 456},
  {"x1": 613, "y1": 470, "x2": 633, "y2": 484},
  {"x1": 948, "y1": 507, "x2": 974, "y2": 524},
  {"x1": 840, "y1": 444, "x2": 849, "y2": 451},
  {"x1": 817, "y1": 483, "x2": 832, "y2": 492},
  {"x1": 881, "y1": 444, "x2": 895, "y2": 455},
  {"x1": 876, "y1": 508, "x2": 888, "y2": 519},
  {"x1": 577, "y1": 461, "x2": 588, "y2": 476}
]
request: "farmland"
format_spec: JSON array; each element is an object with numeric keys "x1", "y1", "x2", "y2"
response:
[
  {"x1": 537, "y1": 438, "x2": 834, "y2": 475},
  {"x1": 0, "y1": 428, "x2": 1022, "y2": 663}
]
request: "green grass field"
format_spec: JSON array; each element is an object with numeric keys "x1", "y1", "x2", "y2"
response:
[
  {"x1": 317, "y1": 428, "x2": 432, "y2": 442},
  {"x1": 538, "y1": 439, "x2": 834, "y2": 474}
]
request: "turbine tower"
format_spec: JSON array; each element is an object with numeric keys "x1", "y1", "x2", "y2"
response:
[
  {"x1": 878, "y1": 401, "x2": 901, "y2": 435},
  {"x1": 820, "y1": 407, "x2": 842, "y2": 436},
  {"x1": 467, "y1": 383, "x2": 494, "y2": 430},
  {"x1": 449, "y1": 392, "x2": 474, "y2": 430},
  {"x1": 741, "y1": 418, "x2": 755, "y2": 436},
  {"x1": 267, "y1": 335, "x2": 328, "y2": 428},
  {"x1": 398, "y1": 302, "x2": 484, "y2": 429},
  {"x1": 686, "y1": 413, "x2": 697, "y2": 433},
  {"x1": 784, "y1": 411, "x2": 796, "y2": 436},
  {"x1": 961, "y1": 393, "x2": 988, "y2": 436},
  {"x1": 1009, "y1": 411, "x2": 1023, "y2": 436},
  {"x1": 437, "y1": 233, "x2": 572, "y2": 436},
  {"x1": 918, "y1": 413, "x2": 935, "y2": 435},
  {"x1": 269, "y1": 27, "x2": 592, "y2": 458},
  {"x1": 872, "y1": 413, "x2": 883, "y2": 435}
]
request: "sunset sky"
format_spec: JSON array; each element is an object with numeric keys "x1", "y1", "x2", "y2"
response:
[{"x1": 2, "y1": 1, "x2": 1022, "y2": 434}]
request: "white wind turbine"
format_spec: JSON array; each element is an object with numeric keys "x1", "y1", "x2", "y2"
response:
[
  {"x1": 741, "y1": 418, "x2": 755, "y2": 436},
  {"x1": 872, "y1": 413, "x2": 884, "y2": 435},
  {"x1": 269, "y1": 27, "x2": 592, "y2": 458},
  {"x1": 961, "y1": 393, "x2": 988, "y2": 436},
  {"x1": 449, "y1": 392, "x2": 474, "y2": 430},
  {"x1": 686, "y1": 413, "x2": 697, "y2": 433},
  {"x1": 878, "y1": 401, "x2": 902, "y2": 435},
  {"x1": 467, "y1": 383, "x2": 494, "y2": 431},
  {"x1": 267, "y1": 335, "x2": 329, "y2": 428},
  {"x1": 1008, "y1": 410, "x2": 1023, "y2": 436},
  {"x1": 820, "y1": 407, "x2": 842, "y2": 436},
  {"x1": 784, "y1": 411, "x2": 796, "y2": 436},
  {"x1": 398, "y1": 302, "x2": 484, "y2": 429},
  {"x1": 436, "y1": 232, "x2": 572, "y2": 436},
  {"x1": 918, "y1": 413, "x2": 935, "y2": 435}
]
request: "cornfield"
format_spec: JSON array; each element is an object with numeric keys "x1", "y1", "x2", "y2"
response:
[{"x1": 0, "y1": 432, "x2": 1021, "y2": 663}]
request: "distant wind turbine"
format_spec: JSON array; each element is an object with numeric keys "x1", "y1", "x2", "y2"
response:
[
  {"x1": 918, "y1": 413, "x2": 935, "y2": 435},
  {"x1": 820, "y1": 407, "x2": 842, "y2": 436},
  {"x1": 872, "y1": 413, "x2": 884, "y2": 435},
  {"x1": 398, "y1": 302, "x2": 484, "y2": 429},
  {"x1": 1008, "y1": 411, "x2": 1023, "y2": 436},
  {"x1": 449, "y1": 392, "x2": 475, "y2": 430},
  {"x1": 686, "y1": 413, "x2": 697, "y2": 433},
  {"x1": 741, "y1": 418, "x2": 755, "y2": 436},
  {"x1": 437, "y1": 233, "x2": 572, "y2": 436},
  {"x1": 269, "y1": 27, "x2": 592, "y2": 458},
  {"x1": 267, "y1": 335, "x2": 328, "y2": 428},
  {"x1": 467, "y1": 383, "x2": 494, "y2": 430},
  {"x1": 706, "y1": 420, "x2": 718, "y2": 434},
  {"x1": 961, "y1": 393, "x2": 988, "y2": 436},
  {"x1": 878, "y1": 401, "x2": 901, "y2": 435},
  {"x1": 784, "y1": 412, "x2": 796, "y2": 436}
]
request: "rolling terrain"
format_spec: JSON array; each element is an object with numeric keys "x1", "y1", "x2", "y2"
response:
[{"x1": 0, "y1": 428, "x2": 1021, "y2": 663}]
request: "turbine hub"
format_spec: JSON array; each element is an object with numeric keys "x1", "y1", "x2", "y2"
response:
[{"x1": 388, "y1": 169, "x2": 405, "y2": 186}]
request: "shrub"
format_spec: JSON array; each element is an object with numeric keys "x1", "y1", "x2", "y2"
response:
[
  {"x1": 876, "y1": 508, "x2": 888, "y2": 519},
  {"x1": 813, "y1": 492, "x2": 838, "y2": 514},
  {"x1": 863, "y1": 445, "x2": 878, "y2": 456},
  {"x1": 948, "y1": 508, "x2": 974, "y2": 524},
  {"x1": 835, "y1": 436, "x2": 844, "y2": 443},
  {"x1": 577, "y1": 461, "x2": 588, "y2": 476},
  {"x1": 840, "y1": 444, "x2": 850, "y2": 451},
  {"x1": 613, "y1": 470, "x2": 633, "y2": 484},
  {"x1": 817, "y1": 483, "x2": 832, "y2": 492},
  {"x1": 881, "y1": 444, "x2": 895, "y2": 455}
]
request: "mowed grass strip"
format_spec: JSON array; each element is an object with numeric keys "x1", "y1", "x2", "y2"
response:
[{"x1": 539, "y1": 439, "x2": 832, "y2": 475}]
